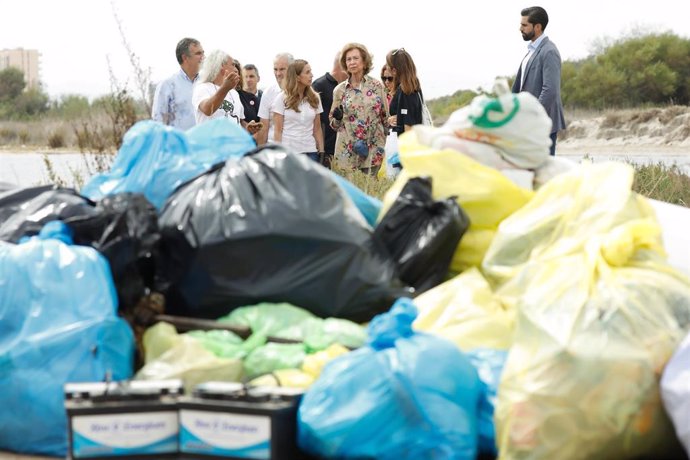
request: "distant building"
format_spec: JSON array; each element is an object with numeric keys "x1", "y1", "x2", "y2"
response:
[{"x1": 0, "y1": 48, "x2": 41, "y2": 90}]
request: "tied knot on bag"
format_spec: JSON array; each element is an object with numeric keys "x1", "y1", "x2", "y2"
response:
[
  {"x1": 598, "y1": 218, "x2": 664, "y2": 267},
  {"x1": 367, "y1": 298, "x2": 418, "y2": 349},
  {"x1": 30, "y1": 220, "x2": 74, "y2": 244}
]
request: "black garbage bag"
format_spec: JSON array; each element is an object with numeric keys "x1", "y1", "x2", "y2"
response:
[
  {"x1": 156, "y1": 146, "x2": 407, "y2": 322},
  {"x1": 373, "y1": 177, "x2": 470, "y2": 293},
  {"x1": 0, "y1": 183, "x2": 55, "y2": 223},
  {"x1": 0, "y1": 186, "x2": 159, "y2": 312},
  {"x1": 0, "y1": 186, "x2": 100, "y2": 241},
  {"x1": 77, "y1": 193, "x2": 160, "y2": 312}
]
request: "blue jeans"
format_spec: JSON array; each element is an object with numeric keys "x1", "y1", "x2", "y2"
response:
[
  {"x1": 549, "y1": 132, "x2": 557, "y2": 156},
  {"x1": 305, "y1": 152, "x2": 321, "y2": 162}
]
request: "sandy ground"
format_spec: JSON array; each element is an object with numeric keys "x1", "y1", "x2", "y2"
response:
[{"x1": 557, "y1": 106, "x2": 690, "y2": 157}]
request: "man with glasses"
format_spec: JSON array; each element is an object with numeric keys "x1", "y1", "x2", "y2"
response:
[{"x1": 151, "y1": 37, "x2": 204, "y2": 130}]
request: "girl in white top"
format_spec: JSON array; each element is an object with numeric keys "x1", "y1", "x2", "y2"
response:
[
  {"x1": 272, "y1": 59, "x2": 324, "y2": 157},
  {"x1": 192, "y1": 49, "x2": 245, "y2": 125}
]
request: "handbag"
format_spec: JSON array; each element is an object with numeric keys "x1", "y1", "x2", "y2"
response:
[
  {"x1": 380, "y1": 129, "x2": 401, "y2": 179},
  {"x1": 418, "y1": 92, "x2": 434, "y2": 126}
]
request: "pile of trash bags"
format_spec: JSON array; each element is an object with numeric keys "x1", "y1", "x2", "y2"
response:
[{"x1": 3, "y1": 81, "x2": 690, "y2": 459}]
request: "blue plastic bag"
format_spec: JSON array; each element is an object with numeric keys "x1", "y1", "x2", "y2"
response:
[
  {"x1": 329, "y1": 172, "x2": 382, "y2": 227},
  {"x1": 298, "y1": 298, "x2": 481, "y2": 459},
  {"x1": 0, "y1": 221, "x2": 134, "y2": 457},
  {"x1": 81, "y1": 119, "x2": 256, "y2": 210},
  {"x1": 466, "y1": 348, "x2": 508, "y2": 457}
]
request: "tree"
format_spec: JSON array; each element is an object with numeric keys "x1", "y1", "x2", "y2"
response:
[
  {"x1": 0, "y1": 67, "x2": 26, "y2": 103},
  {"x1": 14, "y1": 88, "x2": 49, "y2": 116},
  {"x1": 54, "y1": 94, "x2": 91, "y2": 119},
  {"x1": 561, "y1": 32, "x2": 690, "y2": 108}
]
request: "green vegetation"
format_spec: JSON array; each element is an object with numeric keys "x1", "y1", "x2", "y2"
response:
[
  {"x1": 562, "y1": 32, "x2": 690, "y2": 109},
  {"x1": 426, "y1": 32, "x2": 690, "y2": 116},
  {"x1": 0, "y1": 71, "x2": 145, "y2": 152},
  {"x1": 0, "y1": 67, "x2": 50, "y2": 119},
  {"x1": 426, "y1": 89, "x2": 479, "y2": 124}
]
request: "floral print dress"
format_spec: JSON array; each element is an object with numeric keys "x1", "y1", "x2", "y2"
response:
[{"x1": 330, "y1": 76, "x2": 389, "y2": 170}]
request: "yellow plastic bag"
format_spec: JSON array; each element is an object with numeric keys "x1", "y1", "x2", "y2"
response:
[
  {"x1": 489, "y1": 162, "x2": 690, "y2": 459},
  {"x1": 482, "y1": 161, "x2": 662, "y2": 288},
  {"x1": 380, "y1": 131, "x2": 533, "y2": 271},
  {"x1": 136, "y1": 322, "x2": 243, "y2": 392},
  {"x1": 413, "y1": 268, "x2": 515, "y2": 351},
  {"x1": 248, "y1": 369, "x2": 315, "y2": 389},
  {"x1": 301, "y1": 343, "x2": 350, "y2": 378}
]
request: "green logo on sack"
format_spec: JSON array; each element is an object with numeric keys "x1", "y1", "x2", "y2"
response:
[{"x1": 469, "y1": 96, "x2": 520, "y2": 128}]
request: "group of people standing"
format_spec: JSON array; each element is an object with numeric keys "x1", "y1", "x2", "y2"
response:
[
  {"x1": 152, "y1": 40, "x2": 430, "y2": 174},
  {"x1": 152, "y1": 6, "x2": 566, "y2": 173}
]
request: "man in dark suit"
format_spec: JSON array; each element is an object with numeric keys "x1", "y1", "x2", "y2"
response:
[
  {"x1": 312, "y1": 53, "x2": 348, "y2": 167},
  {"x1": 512, "y1": 6, "x2": 566, "y2": 156}
]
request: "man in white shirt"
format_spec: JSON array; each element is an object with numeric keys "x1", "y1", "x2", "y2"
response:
[
  {"x1": 256, "y1": 52, "x2": 294, "y2": 145},
  {"x1": 151, "y1": 38, "x2": 204, "y2": 130},
  {"x1": 192, "y1": 50, "x2": 244, "y2": 125}
]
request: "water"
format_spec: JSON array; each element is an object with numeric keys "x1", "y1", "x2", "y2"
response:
[
  {"x1": 558, "y1": 153, "x2": 690, "y2": 175},
  {"x1": 1, "y1": 152, "x2": 103, "y2": 188},
  {"x1": 1, "y1": 151, "x2": 689, "y2": 190}
]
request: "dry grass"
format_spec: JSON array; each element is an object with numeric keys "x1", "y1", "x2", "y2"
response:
[
  {"x1": 329, "y1": 158, "x2": 690, "y2": 209},
  {"x1": 632, "y1": 162, "x2": 690, "y2": 207},
  {"x1": 331, "y1": 163, "x2": 396, "y2": 200},
  {"x1": 0, "y1": 112, "x2": 118, "y2": 152},
  {"x1": 0, "y1": 119, "x2": 78, "y2": 147}
]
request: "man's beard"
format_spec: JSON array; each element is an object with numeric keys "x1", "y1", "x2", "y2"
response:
[{"x1": 522, "y1": 30, "x2": 535, "y2": 41}]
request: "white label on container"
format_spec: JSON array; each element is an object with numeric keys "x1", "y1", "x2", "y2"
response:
[
  {"x1": 180, "y1": 409, "x2": 270, "y2": 452},
  {"x1": 71, "y1": 411, "x2": 178, "y2": 450}
]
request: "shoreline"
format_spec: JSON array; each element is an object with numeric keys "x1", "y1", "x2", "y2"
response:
[{"x1": 557, "y1": 143, "x2": 690, "y2": 157}]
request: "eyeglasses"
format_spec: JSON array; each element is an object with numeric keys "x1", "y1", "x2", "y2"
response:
[
  {"x1": 392, "y1": 48, "x2": 405, "y2": 56},
  {"x1": 381, "y1": 76, "x2": 394, "y2": 82}
]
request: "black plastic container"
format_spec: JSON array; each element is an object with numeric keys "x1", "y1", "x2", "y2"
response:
[
  {"x1": 177, "y1": 382, "x2": 309, "y2": 460},
  {"x1": 64, "y1": 379, "x2": 183, "y2": 459}
]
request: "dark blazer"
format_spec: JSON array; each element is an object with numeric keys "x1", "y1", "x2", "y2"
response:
[{"x1": 512, "y1": 36, "x2": 566, "y2": 133}]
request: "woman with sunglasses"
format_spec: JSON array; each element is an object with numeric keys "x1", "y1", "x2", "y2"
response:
[
  {"x1": 330, "y1": 42, "x2": 388, "y2": 174},
  {"x1": 386, "y1": 48, "x2": 425, "y2": 134},
  {"x1": 272, "y1": 59, "x2": 325, "y2": 162},
  {"x1": 381, "y1": 64, "x2": 395, "y2": 106}
]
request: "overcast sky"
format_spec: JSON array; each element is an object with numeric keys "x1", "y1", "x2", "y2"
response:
[{"x1": 2, "y1": 0, "x2": 689, "y2": 101}]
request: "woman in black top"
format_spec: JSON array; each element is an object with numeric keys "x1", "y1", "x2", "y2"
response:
[{"x1": 385, "y1": 48, "x2": 424, "y2": 135}]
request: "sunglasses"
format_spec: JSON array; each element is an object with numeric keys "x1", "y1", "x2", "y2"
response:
[
  {"x1": 392, "y1": 48, "x2": 405, "y2": 56},
  {"x1": 381, "y1": 76, "x2": 394, "y2": 82}
]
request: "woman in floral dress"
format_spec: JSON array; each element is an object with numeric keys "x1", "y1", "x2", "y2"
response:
[{"x1": 329, "y1": 43, "x2": 388, "y2": 174}]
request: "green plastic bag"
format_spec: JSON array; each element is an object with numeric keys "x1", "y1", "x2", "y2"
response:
[
  {"x1": 219, "y1": 302, "x2": 314, "y2": 336},
  {"x1": 243, "y1": 343, "x2": 307, "y2": 379}
]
